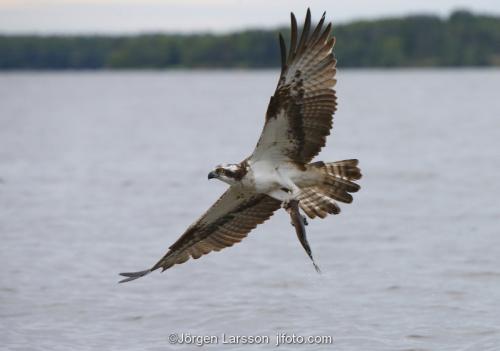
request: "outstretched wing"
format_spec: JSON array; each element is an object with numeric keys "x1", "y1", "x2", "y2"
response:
[
  {"x1": 250, "y1": 9, "x2": 337, "y2": 164},
  {"x1": 119, "y1": 188, "x2": 280, "y2": 282}
]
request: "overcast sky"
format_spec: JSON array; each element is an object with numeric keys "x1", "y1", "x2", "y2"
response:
[{"x1": 1, "y1": 0, "x2": 499, "y2": 34}]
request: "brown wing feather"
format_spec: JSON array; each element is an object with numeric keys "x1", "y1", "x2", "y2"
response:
[
  {"x1": 119, "y1": 188, "x2": 280, "y2": 282},
  {"x1": 251, "y1": 9, "x2": 337, "y2": 164},
  {"x1": 152, "y1": 190, "x2": 280, "y2": 271}
]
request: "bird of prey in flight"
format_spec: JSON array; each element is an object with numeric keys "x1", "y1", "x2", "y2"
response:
[{"x1": 119, "y1": 9, "x2": 361, "y2": 283}]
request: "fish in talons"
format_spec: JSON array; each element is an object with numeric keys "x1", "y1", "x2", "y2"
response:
[{"x1": 285, "y1": 199, "x2": 321, "y2": 273}]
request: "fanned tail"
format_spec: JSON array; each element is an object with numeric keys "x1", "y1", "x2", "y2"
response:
[{"x1": 299, "y1": 159, "x2": 361, "y2": 219}]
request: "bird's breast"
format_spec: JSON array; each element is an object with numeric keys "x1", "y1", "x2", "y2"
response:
[{"x1": 243, "y1": 161, "x2": 281, "y2": 194}]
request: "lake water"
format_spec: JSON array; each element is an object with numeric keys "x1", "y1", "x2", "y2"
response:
[{"x1": 1, "y1": 69, "x2": 500, "y2": 351}]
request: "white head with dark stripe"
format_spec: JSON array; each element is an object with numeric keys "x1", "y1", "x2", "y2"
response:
[{"x1": 208, "y1": 163, "x2": 247, "y2": 185}]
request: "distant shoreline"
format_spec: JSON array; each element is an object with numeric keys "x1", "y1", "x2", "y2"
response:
[
  {"x1": 1, "y1": 10, "x2": 499, "y2": 70},
  {"x1": 1, "y1": 67, "x2": 500, "y2": 73}
]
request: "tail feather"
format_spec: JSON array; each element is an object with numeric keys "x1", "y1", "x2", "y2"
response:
[
  {"x1": 299, "y1": 159, "x2": 361, "y2": 219},
  {"x1": 324, "y1": 176, "x2": 360, "y2": 193},
  {"x1": 319, "y1": 184, "x2": 353, "y2": 204},
  {"x1": 298, "y1": 188, "x2": 340, "y2": 218},
  {"x1": 323, "y1": 159, "x2": 362, "y2": 180}
]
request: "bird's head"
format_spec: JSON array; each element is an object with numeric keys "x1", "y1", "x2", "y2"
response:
[{"x1": 208, "y1": 163, "x2": 246, "y2": 185}]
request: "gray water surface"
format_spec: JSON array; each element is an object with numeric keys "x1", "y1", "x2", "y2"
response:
[{"x1": 1, "y1": 70, "x2": 500, "y2": 350}]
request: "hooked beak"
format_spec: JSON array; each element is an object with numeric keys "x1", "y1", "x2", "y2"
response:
[{"x1": 208, "y1": 171, "x2": 217, "y2": 180}]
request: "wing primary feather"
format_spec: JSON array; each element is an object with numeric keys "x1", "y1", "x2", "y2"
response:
[
  {"x1": 296, "y1": 8, "x2": 312, "y2": 57},
  {"x1": 317, "y1": 22, "x2": 332, "y2": 45},
  {"x1": 288, "y1": 12, "x2": 298, "y2": 62},
  {"x1": 118, "y1": 269, "x2": 152, "y2": 283},
  {"x1": 309, "y1": 11, "x2": 326, "y2": 45},
  {"x1": 279, "y1": 33, "x2": 287, "y2": 72}
]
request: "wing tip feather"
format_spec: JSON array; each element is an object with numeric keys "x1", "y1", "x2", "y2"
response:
[
  {"x1": 118, "y1": 269, "x2": 152, "y2": 283},
  {"x1": 279, "y1": 33, "x2": 287, "y2": 71}
]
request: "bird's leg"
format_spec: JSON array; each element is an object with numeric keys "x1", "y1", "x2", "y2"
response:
[
  {"x1": 275, "y1": 167, "x2": 303, "y2": 214},
  {"x1": 284, "y1": 199, "x2": 320, "y2": 273},
  {"x1": 276, "y1": 187, "x2": 308, "y2": 227},
  {"x1": 271, "y1": 167, "x2": 309, "y2": 226}
]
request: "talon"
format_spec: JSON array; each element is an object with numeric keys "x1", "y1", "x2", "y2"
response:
[{"x1": 283, "y1": 199, "x2": 298, "y2": 211}]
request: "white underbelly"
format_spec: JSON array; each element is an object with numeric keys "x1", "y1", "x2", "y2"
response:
[
  {"x1": 244, "y1": 161, "x2": 317, "y2": 196},
  {"x1": 244, "y1": 160, "x2": 280, "y2": 193}
]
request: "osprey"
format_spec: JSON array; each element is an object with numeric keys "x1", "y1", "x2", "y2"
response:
[{"x1": 119, "y1": 9, "x2": 361, "y2": 283}]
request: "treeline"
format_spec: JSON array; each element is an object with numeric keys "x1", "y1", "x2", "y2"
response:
[{"x1": 1, "y1": 10, "x2": 499, "y2": 69}]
